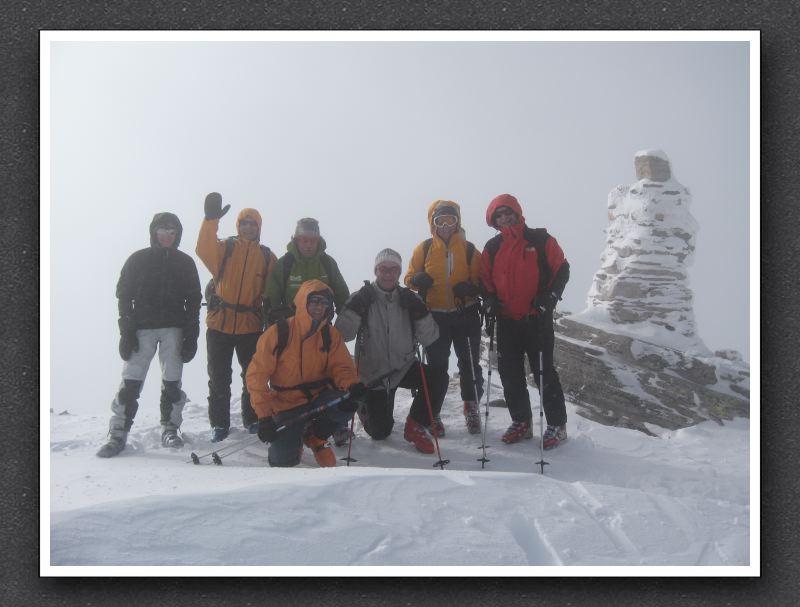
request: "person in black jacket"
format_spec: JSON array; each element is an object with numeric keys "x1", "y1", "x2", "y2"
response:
[{"x1": 97, "y1": 212, "x2": 202, "y2": 458}]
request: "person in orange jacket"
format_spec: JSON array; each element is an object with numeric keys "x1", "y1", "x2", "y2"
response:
[
  {"x1": 196, "y1": 192, "x2": 277, "y2": 443},
  {"x1": 246, "y1": 280, "x2": 361, "y2": 467},
  {"x1": 404, "y1": 200, "x2": 484, "y2": 436}
]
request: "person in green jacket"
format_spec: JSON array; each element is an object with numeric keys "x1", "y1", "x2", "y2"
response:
[
  {"x1": 263, "y1": 217, "x2": 350, "y2": 325},
  {"x1": 262, "y1": 217, "x2": 352, "y2": 447}
]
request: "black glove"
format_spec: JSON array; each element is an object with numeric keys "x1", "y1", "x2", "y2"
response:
[
  {"x1": 533, "y1": 291, "x2": 559, "y2": 314},
  {"x1": 181, "y1": 337, "x2": 198, "y2": 363},
  {"x1": 180, "y1": 323, "x2": 200, "y2": 363},
  {"x1": 346, "y1": 382, "x2": 367, "y2": 401},
  {"x1": 482, "y1": 293, "x2": 498, "y2": 318},
  {"x1": 257, "y1": 417, "x2": 279, "y2": 443},
  {"x1": 411, "y1": 272, "x2": 434, "y2": 291},
  {"x1": 346, "y1": 284, "x2": 374, "y2": 318},
  {"x1": 398, "y1": 288, "x2": 429, "y2": 321},
  {"x1": 339, "y1": 384, "x2": 365, "y2": 413},
  {"x1": 452, "y1": 281, "x2": 480, "y2": 300},
  {"x1": 204, "y1": 192, "x2": 231, "y2": 221},
  {"x1": 118, "y1": 317, "x2": 138, "y2": 361}
]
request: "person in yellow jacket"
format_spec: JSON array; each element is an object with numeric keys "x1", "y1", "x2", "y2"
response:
[
  {"x1": 404, "y1": 200, "x2": 484, "y2": 436},
  {"x1": 196, "y1": 192, "x2": 277, "y2": 442},
  {"x1": 246, "y1": 280, "x2": 361, "y2": 467}
]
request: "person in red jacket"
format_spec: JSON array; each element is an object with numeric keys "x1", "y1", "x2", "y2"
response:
[{"x1": 479, "y1": 194, "x2": 571, "y2": 449}]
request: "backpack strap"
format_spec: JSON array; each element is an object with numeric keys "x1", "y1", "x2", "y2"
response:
[
  {"x1": 466, "y1": 241, "x2": 476, "y2": 266},
  {"x1": 320, "y1": 253, "x2": 334, "y2": 282},
  {"x1": 422, "y1": 238, "x2": 433, "y2": 265},
  {"x1": 280, "y1": 253, "x2": 296, "y2": 307},
  {"x1": 524, "y1": 228, "x2": 552, "y2": 297},
  {"x1": 216, "y1": 237, "x2": 237, "y2": 283},
  {"x1": 484, "y1": 234, "x2": 503, "y2": 269},
  {"x1": 273, "y1": 318, "x2": 290, "y2": 357},
  {"x1": 320, "y1": 324, "x2": 331, "y2": 353},
  {"x1": 259, "y1": 245, "x2": 271, "y2": 271}
]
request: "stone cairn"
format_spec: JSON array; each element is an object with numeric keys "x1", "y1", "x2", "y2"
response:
[
  {"x1": 526, "y1": 150, "x2": 748, "y2": 434},
  {"x1": 586, "y1": 149, "x2": 705, "y2": 351}
]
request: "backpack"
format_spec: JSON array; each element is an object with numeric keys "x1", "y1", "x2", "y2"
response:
[
  {"x1": 204, "y1": 237, "x2": 272, "y2": 311},
  {"x1": 483, "y1": 227, "x2": 552, "y2": 298}
]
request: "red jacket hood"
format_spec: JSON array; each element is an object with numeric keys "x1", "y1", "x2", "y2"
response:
[{"x1": 486, "y1": 194, "x2": 526, "y2": 228}]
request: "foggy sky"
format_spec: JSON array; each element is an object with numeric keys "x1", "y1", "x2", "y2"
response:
[{"x1": 46, "y1": 35, "x2": 752, "y2": 415}]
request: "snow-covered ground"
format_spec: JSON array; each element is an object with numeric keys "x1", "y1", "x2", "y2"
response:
[{"x1": 45, "y1": 371, "x2": 753, "y2": 574}]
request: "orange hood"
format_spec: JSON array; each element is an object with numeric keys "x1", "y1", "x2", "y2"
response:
[
  {"x1": 237, "y1": 208, "x2": 263, "y2": 241},
  {"x1": 292, "y1": 279, "x2": 334, "y2": 336},
  {"x1": 427, "y1": 199, "x2": 464, "y2": 237}
]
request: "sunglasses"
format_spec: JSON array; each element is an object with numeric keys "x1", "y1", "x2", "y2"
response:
[
  {"x1": 307, "y1": 295, "x2": 332, "y2": 307},
  {"x1": 433, "y1": 215, "x2": 458, "y2": 228},
  {"x1": 239, "y1": 219, "x2": 258, "y2": 228},
  {"x1": 156, "y1": 227, "x2": 177, "y2": 236},
  {"x1": 493, "y1": 208, "x2": 516, "y2": 219}
]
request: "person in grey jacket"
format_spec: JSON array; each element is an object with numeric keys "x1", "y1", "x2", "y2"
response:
[{"x1": 334, "y1": 248, "x2": 448, "y2": 454}]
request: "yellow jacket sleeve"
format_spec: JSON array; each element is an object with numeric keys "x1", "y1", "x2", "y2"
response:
[
  {"x1": 403, "y1": 242, "x2": 427, "y2": 290},
  {"x1": 195, "y1": 218, "x2": 224, "y2": 278}
]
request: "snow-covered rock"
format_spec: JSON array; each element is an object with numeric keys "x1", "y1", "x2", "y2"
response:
[
  {"x1": 556, "y1": 150, "x2": 749, "y2": 433},
  {"x1": 578, "y1": 149, "x2": 708, "y2": 355}
]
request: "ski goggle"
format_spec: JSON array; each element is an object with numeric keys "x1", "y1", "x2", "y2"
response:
[
  {"x1": 155, "y1": 227, "x2": 177, "y2": 236},
  {"x1": 307, "y1": 295, "x2": 332, "y2": 308},
  {"x1": 433, "y1": 214, "x2": 458, "y2": 228}
]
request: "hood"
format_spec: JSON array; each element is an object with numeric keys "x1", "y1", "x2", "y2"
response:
[
  {"x1": 427, "y1": 199, "x2": 463, "y2": 236},
  {"x1": 149, "y1": 212, "x2": 183, "y2": 248},
  {"x1": 237, "y1": 208, "x2": 263, "y2": 241},
  {"x1": 486, "y1": 194, "x2": 526, "y2": 228},
  {"x1": 286, "y1": 236, "x2": 328, "y2": 256},
  {"x1": 292, "y1": 279, "x2": 334, "y2": 337}
]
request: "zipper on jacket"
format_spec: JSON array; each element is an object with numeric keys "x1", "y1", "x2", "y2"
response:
[
  {"x1": 233, "y1": 243, "x2": 250, "y2": 334},
  {"x1": 446, "y1": 249, "x2": 453, "y2": 308}
]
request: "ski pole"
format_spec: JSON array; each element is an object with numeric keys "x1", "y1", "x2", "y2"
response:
[
  {"x1": 189, "y1": 434, "x2": 262, "y2": 465},
  {"x1": 534, "y1": 313, "x2": 549, "y2": 474},
  {"x1": 342, "y1": 280, "x2": 372, "y2": 465},
  {"x1": 416, "y1": 348, "x2": 449, "y2": 470},
  {"x1": 477, "y1": 314, "x2": 495, "y2": 468},
  {"x1": 464, "y1": 331, "x2": 482, "y2": 427},
  {"x1": 190, "y1": 369, "x2": 395, "y2": 466}
]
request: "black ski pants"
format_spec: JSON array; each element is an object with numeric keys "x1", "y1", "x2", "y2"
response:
[
  {"x1": 496, "y1": 313, "x2": 567, "y2": 427},
  {"x1": 268, "y1": 390, "x2": 352, "y2": 467},
  {"x1": 206, "y1": 328, "x2": 262, "y2": 429},
  {"x1": 426, "y1": 305, "x2": 484, "y2": 403},
  {"x1": 357, "y1": 362, "x2": 448, "y2": 440}
]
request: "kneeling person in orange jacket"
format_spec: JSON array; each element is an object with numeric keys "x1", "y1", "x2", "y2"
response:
[{"x1": 245, "y1": 279, "x2": 362, "y2": 467}]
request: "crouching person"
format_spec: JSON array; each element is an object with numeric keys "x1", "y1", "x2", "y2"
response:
[
  {"x1": 97, "y1": 212, "x2": 202, "y2": 458},
  {"x1": 334, "y1": 249, "x2": 448, "y2": 454},
  {"x1": 245, "y1": 280, "x2": 361, "y2": 467}
]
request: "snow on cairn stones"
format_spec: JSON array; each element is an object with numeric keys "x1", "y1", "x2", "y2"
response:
[
  {"x1": 587, "y1": 149, "x2": 706, "y2": 353},
  {"x1": 551, "y1": 150, "x2": 749, "y2": 434}
]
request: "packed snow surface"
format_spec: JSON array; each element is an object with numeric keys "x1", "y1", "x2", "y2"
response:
[{"x1": 47, "y1": 377, "x2": 751, "y2": 572}]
